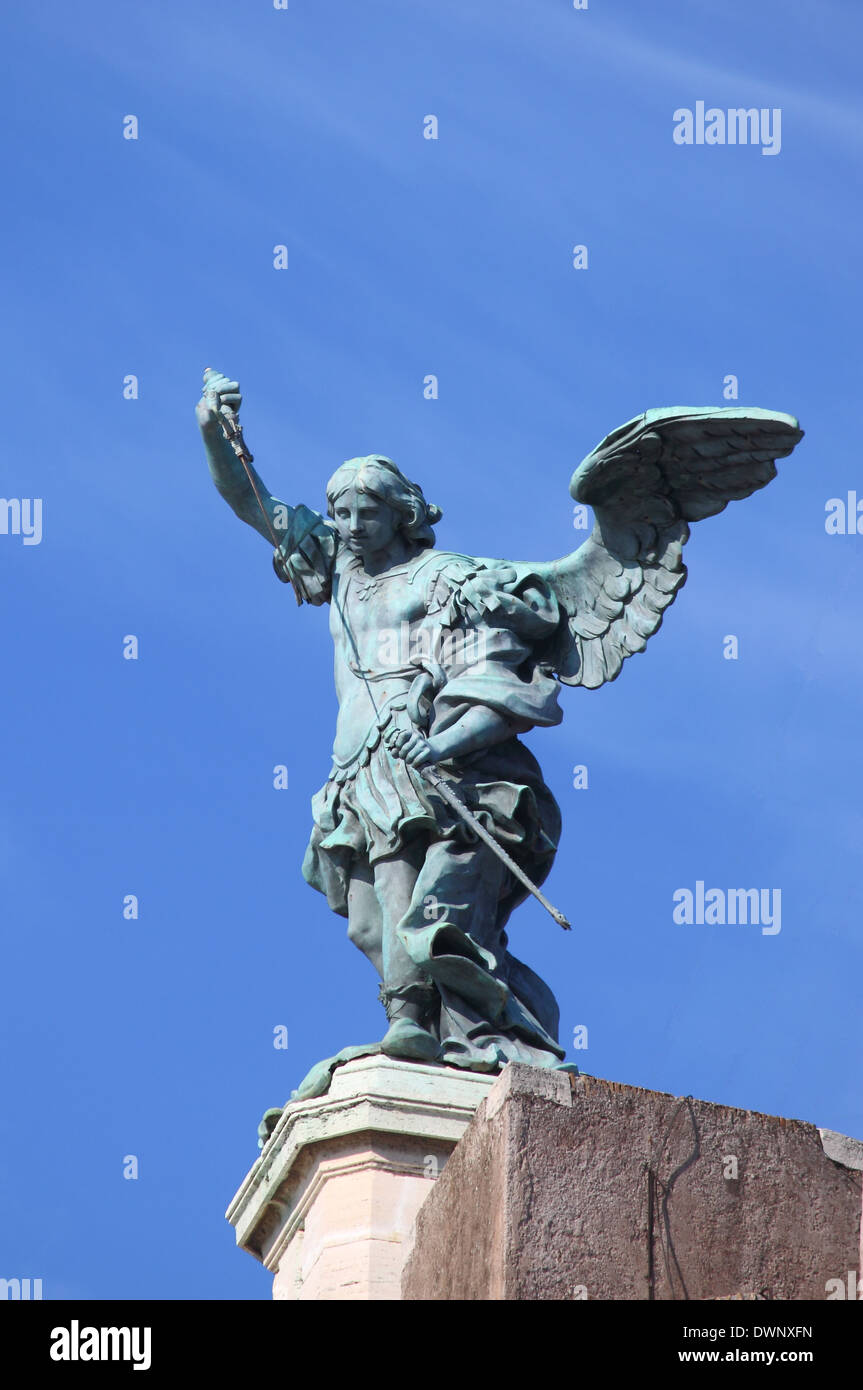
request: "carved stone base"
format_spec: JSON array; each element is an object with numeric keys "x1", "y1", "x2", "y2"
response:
[{"x1": 225, "y1": 1054, "x2": 496, "y2": 1300}]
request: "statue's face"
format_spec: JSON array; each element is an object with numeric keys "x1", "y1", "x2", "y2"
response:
[{"x1": 331, "y1": 485, "x2": 401, "y2": 560}]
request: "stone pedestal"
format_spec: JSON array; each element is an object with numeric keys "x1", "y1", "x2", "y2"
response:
[
  {"x1": 402, "y1": 1066, "x2": 863, "y2": 1301},
  {"x1": 225, "y1": 1054, "x2": 496, "y2": 1300}
]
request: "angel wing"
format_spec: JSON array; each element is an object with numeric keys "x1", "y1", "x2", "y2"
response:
[{"x1": 523, "y1": 407, "x2": 804, "y2": 690}]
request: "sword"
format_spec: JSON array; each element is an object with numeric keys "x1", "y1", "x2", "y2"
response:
[{"x1": 417, "y1": 763, "x2": 572, "y2": 931}]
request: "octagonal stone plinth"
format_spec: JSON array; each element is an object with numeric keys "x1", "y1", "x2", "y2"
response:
[{"x1": 225, "y1": 1053, "x2": 496, "y2": 1300}]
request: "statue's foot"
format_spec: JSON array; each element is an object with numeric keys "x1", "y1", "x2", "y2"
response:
[{"x1": 380, "y1": 1018, "x2": 440, "y2": 1062}]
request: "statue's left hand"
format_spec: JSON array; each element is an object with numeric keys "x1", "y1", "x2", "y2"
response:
[
  {"x1": 196, "y1": 368, "x2": 243, "y2": 432},
  {"x1": 385, "y1": 726, "x2": 436, "y2": 768}
]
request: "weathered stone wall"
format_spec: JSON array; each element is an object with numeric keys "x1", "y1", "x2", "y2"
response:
[{"x1": 402, "y1": 1066, "x2": 863, "y2": 1301}]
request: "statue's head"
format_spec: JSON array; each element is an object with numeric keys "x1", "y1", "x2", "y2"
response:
[{"x1": 326, "y1": 455, "x2": 442, "y2": 557}]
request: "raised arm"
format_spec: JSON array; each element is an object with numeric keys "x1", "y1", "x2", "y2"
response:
[
  {"x1": 196, "y1": 369, "x2": 287, "y2": 543},
  {"x1": 197, "y1": 368, "x2": 337, "y2": 606}
]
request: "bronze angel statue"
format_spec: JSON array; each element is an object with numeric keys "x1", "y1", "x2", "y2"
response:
[{"x1": 197, "y1": 369, "x2": 803, "y2": 1100}]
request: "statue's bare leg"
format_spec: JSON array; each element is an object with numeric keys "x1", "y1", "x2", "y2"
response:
[
  {"x1": 372, "y1": 840, "x2": 440, "y2": 1061},
  {"x1": 345, "y1": 848, "x2": 438, "y2": 1058},
  {"x1": 346, "y1": 858, "x2": 383, "y2": 975}
]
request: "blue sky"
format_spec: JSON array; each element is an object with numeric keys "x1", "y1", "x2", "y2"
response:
[{"x1": 2, "y1": 0, "x2": 861, "y2": 1299}]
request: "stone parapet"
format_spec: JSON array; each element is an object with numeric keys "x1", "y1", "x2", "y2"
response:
[{"x1": 401, "y1": 1066, "x2": 863, "y2": 1301}]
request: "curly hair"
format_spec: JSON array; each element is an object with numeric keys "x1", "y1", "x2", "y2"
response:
[{"x1": 325, "y1": 455, "x2": 442, "y2": 548}]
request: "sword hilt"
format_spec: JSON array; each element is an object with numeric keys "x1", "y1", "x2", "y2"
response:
[
  {"x1": 202, "y1": 366, "x2": 254, "y2": 463},
  {"x1": 218, "y1": 406, "x2": 254, "y2": 465}
]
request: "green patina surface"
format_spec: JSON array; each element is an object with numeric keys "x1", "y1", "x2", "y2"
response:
[{"x1": 197, "y1": 369, "x2": 803, "y2": 1124}]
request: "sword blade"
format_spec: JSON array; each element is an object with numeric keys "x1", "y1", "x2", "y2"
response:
[{"x1": 420, "y1": 765, "x2": 571, "y2": 931}]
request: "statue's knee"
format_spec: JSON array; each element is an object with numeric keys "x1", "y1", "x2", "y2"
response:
[
  {"x1": 346, "y1": 917, "x2": 362, "y2": 947},
  {"x1": 347, "y1": 917, "x2": 375, "y2": 954}
]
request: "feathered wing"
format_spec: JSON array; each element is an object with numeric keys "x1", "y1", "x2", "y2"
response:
[{"x1": 522, "y1": 407, "x2": 804, "y2": 690}]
